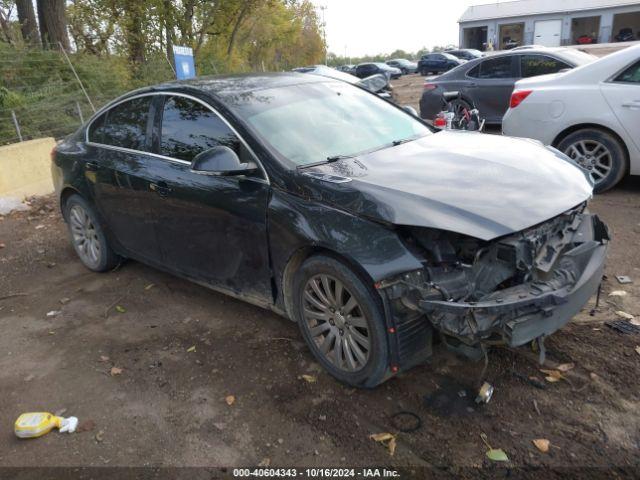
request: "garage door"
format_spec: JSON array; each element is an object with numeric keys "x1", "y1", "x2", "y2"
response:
[{"x1": 534, "y1": 19, "x2": 562, "y2": 46}]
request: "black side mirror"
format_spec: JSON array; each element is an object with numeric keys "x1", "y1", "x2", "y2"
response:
[{"x1": 191, "y1": 146, "x2": 257, "y2": 176}]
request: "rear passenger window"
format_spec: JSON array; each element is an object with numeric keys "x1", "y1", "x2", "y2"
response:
[
  {"x1": 160, "y1": 96, "x2": 238, "y2": 162},
  {"x1": 101, "y1": 97, "x2": 152, "y2": 151},
  {"x1": 477, "y1": 57, "x2": 513, "y2": 79},
  {"x1": 520, "y1": 55, "x2": 570, "y2": 77},
  {"x1": 614, "y1": 60, "x2": 640, "y2": 83}
]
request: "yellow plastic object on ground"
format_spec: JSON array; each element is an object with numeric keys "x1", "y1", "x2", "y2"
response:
[{"x1": 14, "y1": 412, "x2": 78, "y2": 439}]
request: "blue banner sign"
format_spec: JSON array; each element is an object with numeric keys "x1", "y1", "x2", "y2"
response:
[{"x1": 173, "y1": 45, "x2": 196, "y2": 80}]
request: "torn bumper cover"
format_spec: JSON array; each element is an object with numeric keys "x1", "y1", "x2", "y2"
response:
[{"x1": 419, "y1": 213, "x2": 608, "y2": 347}]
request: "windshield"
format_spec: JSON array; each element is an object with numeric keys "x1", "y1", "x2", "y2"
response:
[{"x1": 226, "y1": 81, "x2": 431, "y2": 167}]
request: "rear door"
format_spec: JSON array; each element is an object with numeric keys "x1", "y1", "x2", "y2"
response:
[
  {"x1": 601, "y1": 60, "x2": 640, "y2": 152},
  {"x1": 85, "y1": 96, "x2": 162, "y2": 262},
  {"x1": 519, "y1": 54, "x2": 571, "y2": 78},
  {"x1": 466, "y1": 55, "x2": 517, "y2": 122},
  {"x1": 150, "y1": 94, "x2": 272, "y2": 302}
]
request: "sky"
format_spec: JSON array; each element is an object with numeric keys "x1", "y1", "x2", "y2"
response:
[{"x1": 311, "y1": 0, "x2": 483, "y2": 58}]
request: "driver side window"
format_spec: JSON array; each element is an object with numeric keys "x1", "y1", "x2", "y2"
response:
[{"x1": 160, "y1": 96, "x2": 239, "y2": 162}]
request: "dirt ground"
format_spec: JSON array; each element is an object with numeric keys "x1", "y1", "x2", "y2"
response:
[{"x1": 1, "y1": 89, "x2": 639, "y2": 475}]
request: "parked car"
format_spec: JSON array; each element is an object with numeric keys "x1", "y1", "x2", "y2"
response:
[
  {"x1": 52, "y1": 73, "x2": 608, "y2": 388},
  {"x1": 503, "y1": 44, "x2": 640, "y2": 193},
  {"x1": 355, "y1": 62, "x2": 401, "y2": 80},
  {"x1": 502, "y1": 37, "x2": 520, "y2": 50},
  {"x1": 577, "y1": 34, "x2": 597, "y2": 45},
  {"x1": 614, "y1": 27, "x2": 636, "y2": 42},
  {"x1": 293, "y1": 65, "x2": 394, "y2": 101},
  {"x1": 420, "y1": 48, "x2": 596, "y2": 125},
  {"x1": 385, "y1": 58, "x2": 418, "y2": 75},
  {"x1": 337, "y1": 64, "x2": 356, "y2": 75},
  {"x1": 418, "y1": 52, "x2": 463, "y2": 75},
  {"x1": 445, "y1": 49, "x2": 483, "y2": 61}
]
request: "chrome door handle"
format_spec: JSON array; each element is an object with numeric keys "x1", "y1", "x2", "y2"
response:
[{"x1": 622, "y1": 100, "x2": 640, "y2": 109}]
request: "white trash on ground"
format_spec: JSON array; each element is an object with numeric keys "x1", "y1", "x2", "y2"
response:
[{"x1": 0, "y1": 197, "x2": 30, "y2": 215}]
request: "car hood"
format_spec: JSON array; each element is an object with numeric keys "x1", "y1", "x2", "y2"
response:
[{"x1": 295, "y1": 131, "x2": 592, "y2": 241}]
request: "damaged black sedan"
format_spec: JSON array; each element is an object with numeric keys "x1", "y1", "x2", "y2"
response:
[{"x1": 51, "y1": 73, "x2": 608, "y2": 387}]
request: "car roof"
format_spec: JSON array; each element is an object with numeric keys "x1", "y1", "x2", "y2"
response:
[{"x1": 131, "y1": 72, "x2": 327, "y2": 97}]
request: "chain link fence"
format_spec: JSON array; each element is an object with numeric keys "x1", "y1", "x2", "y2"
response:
[{"x1": 0, "y1": 45, "x2": 175, "y2": 146}]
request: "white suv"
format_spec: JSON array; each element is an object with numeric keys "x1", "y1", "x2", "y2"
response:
[{"x1": 503, "y1": 44, "x2": 640, "y2": 192}]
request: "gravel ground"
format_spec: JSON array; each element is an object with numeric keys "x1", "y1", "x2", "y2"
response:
[{"x1": 1, "y1": 93, "x2": 639, "y2": 475}]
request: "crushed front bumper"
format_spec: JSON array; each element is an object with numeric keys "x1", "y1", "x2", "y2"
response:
[{"x1": 419, "y1": 214, "x2": 608, "y2": 347}]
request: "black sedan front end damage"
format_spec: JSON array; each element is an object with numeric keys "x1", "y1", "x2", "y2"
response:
[{"x1": 376, "y1": 205, "x2": 609, "y2": 369}]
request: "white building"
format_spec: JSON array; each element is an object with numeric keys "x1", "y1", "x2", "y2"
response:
[{"x1": 459, "y1": 0, "x2": 640, "y2": 50}]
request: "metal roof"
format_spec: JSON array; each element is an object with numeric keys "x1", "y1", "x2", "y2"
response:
[{"x1": 460, "y1": 0, "x2": 640, "y2": 23}]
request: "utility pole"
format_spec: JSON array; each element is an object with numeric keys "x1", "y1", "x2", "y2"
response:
[{"x1": 319, "y1": 5, "x2": 327, "y2": 65}]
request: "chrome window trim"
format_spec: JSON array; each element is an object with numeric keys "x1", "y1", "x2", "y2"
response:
[{"x1": 84, "y1": 91, "x2": 270, "y2": 184}]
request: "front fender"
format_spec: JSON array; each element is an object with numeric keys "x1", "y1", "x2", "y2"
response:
[{"x1": 267, "y1": 189, "x2": 423, "y2": 312}]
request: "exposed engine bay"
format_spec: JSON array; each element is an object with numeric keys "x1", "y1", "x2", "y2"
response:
[{"x1": 378, "y1": 204, "x2": 609, "y2": 362}]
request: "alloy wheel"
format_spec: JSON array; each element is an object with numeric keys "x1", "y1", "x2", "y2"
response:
[
  {"x1": 69, "y1": 204, "x2": 101, "y2": 268},
  {"x1": 564, "y1": 139, "x2": 613, "y2": 185},
  {"x1": 302, "y1": 274, "x2": 370, "y2": 372}
]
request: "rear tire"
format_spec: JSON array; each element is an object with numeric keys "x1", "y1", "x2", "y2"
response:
[
  {"x1": 557, "y1": 128, "x2": 627, "y2": 193},
  {"x1": 293, "y1": 255, "x2": 390, "y2": 388},
  {"x1": 63, "y1": 194, "x2": 121, "y2": 272}
]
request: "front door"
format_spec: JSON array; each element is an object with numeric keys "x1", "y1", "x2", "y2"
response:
[{"x1": 150, "y1": 94, "x2": 272, "y2": 303}]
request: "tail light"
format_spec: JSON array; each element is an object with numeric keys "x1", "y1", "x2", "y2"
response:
[
  {"x1": 433, "y1": 116, "x2": 447, "y2": 128},
  {"x1": 510, "y1": 89, "x2": 532, "y2": 108},
  {"x1": 423, "y1": 83, "x2": 437, "y2": 90}
]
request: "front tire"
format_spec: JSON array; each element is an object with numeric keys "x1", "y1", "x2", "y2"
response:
[
  {"x1": 63, "y1": 194, "x2": 121, "y2": 272},
  {"x1": 293, "y1": 255, "x2": 390, "y2": 388},
  {"x1": 557, "y1": 128, "x2": 627, "y2": 193}
]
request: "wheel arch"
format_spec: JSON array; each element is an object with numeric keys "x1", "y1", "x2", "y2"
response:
[
  {"x1": 59, "y1": 186, "x2": 82, "y2": 216},
  {"x1": 280, "y1": 246, "x2": 377, "y2": 322},
  {"x1": 552, "y1": 123, "x2": 630, "y2": 169}
]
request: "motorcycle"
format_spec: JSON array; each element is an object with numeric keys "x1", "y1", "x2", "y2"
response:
[{"x1": 433, "y1": 91, "x2": 485, "y2": 132}]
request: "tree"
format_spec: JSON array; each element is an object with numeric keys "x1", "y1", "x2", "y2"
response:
[
  {"x1": 36, "y1": 0, "x2": 69, "y2": 49},
  {"x1": 16, "y1": 0, "x2": 39, "y2": 45}
]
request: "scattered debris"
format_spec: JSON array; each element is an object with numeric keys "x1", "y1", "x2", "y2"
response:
[
  {"x1": 533, "y1": 438, "x2": 550, "y2": 453},
  {"x1": 187, "y1": 345, "x2": 196, "y2": 353},
  {"x1": 635, "y1": 346, "x2": 640, "y2": 356},
  {"x1": 225, "y1": 395, "x2": 235, "y2": 406},
  {"x1": 301, "y1": 374, "x2": 316, "y2": 383},
  {"x1": 110, "y1": 367, "x2": 123, "y2": 376},
  {"x1": 0, "y1": 242, "x2": 5, "y2": 248},
  {"x1": 541, "y1": 369, "x2": 564, "y2": 383},
  {"x1": 46, "y1": 310, "x2": 61, "y2": 317},
  {"x1": 59, "y1": 297, "x2": 70, "y2": 305},
  {"x1": 608, "y1": 290, "x2": 627, "y2": 297},
  {"x1": 390, "y1": 411, "x2": 422, "y2": 433},
  {"x1": 480, "y1": 433, "x2": 509, "y2": 462},
  {"x1": 95, "y1": 430, "x2": 104, "y2": 442},
  {"x1": 369, "y1": 432, "x2": 397, "y2": 456},
  {"x1": 475, "y1": 382, "x2": 494, "y2": 404},
  {"x1": 35, "y1": 224, "x2": 44, "y2": 230},
  {"x1": 590, "y1": 372, "x2": 599, "y2": 381},
  {"x1": 606, "y1": 320, "x2": 640, "y2": 335},
  {"x1": 556, "y1": 363, "x2": 575, "y2": 372},
  {"x1": 24, "y1": 374, "x2": 35, "y2": 382},
  {"x1": 14, "y1": 412, "x2": 78, "y2": 438},
  {"x1": 615, "y1": 311, "x2": 635, "y2": 320},
  {"x1": 99, "y1": 355, "x2": 110, "y2": 362},
  {"x1": 615, "y1": 275, "x2": 632, "y2": 285},
  {"x1": 513, "y1": 371, "x2": 546, "y2": 389},
  {"x1": 258, "y1": 458, "x2": 271, "y2": 467},
  {"x1": 115, "y1": 305, "x2": 126, "y2": 313},
  {"x1": 144, "y1": 283, "x2": 155, "y2": 290},
  {"x1": 54, "y1": 408, "x2": 67, "y2": 416},
  {"x1": 0, "y1": 197, "x2": 30, "y2": 215}
]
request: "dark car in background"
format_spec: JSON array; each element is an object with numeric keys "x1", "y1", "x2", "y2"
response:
[
  {"x1": 385, "y1": 58, "x2": 418, "y2": 75},
  {"x1": 418, "y1": 52, "x2": 464, "y2": 76},
  {"x1": 614, "y1": 27, "x2": 636, "y2": 42},
  {"x1": 337, "y1": 64, "x2": 357, "y2": 75},
  {"x1": 355, "y1": 62, "x2": 401, "y2": 80},
  {"x1": 445, "y1": 49, "x2": 483, "y2": 61},
  {"x1": 51, "y1": 73, "x2": 607, "y2": 388},
  {"x1": 419, "y1": 48, "x2": 596, "y2": 124}
]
